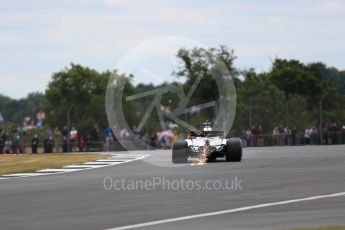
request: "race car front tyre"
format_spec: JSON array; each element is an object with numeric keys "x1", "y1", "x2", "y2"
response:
[
  {"x1": 226, "y1": 138, "x2": 242, "y2": 162},
  {"x1": 172, "y1": 140, "x2": 188, "y2": 163}
]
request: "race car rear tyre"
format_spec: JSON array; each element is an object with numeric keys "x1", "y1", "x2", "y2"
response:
[
  {"x1": 226, "y1": 138, "x2": 242, "y2": 162},
  {"x1": 172, "y1": 140, "x2": 188, "y2": 163},
  {"x1": 207, "y1": 154, "x2": 216, "y2": 163}
]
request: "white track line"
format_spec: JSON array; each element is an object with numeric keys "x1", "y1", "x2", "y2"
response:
[
  {"x1": 2, "y1": 173, "x2": 48, "y2": 177},
  {"x1": 105, "y1": 192, "x2": 345, "y2": 230},
  {"x1": 96, "y1": 160, "x2": 124, "y2": 162},
  {"x1": 37, "y1": 168, "x2": 82, "y2": 173},
  {"x1": 83, "y1": 162, "x2": 116, "y2": 165},
  {"x1": 0, "y1": 154, "x2": 149, "y2": 180},
  {"x1": 63, "y1": 165, "x2": 98, "y2": 169}
]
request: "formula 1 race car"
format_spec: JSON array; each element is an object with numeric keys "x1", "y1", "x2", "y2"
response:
[{"x1": 172, "y1": 122, "x2": 242, "y2": 163}]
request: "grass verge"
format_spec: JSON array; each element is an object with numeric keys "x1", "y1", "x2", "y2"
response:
[{"x1": 0, "y1": 153, "x2": 108, "y2": 175}]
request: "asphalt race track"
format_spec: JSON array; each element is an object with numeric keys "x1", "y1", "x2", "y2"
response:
[{"x1": 1, "y1": 145, "x2": 344, "y2": 230}]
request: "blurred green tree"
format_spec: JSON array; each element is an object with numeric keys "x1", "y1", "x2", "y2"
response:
[{"x1": 45, "y1": 63, "x2": 110, "y2": 134}]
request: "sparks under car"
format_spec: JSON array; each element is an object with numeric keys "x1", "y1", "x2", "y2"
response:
[{"x1": 172, "y1": 122, "x2": 242, "y2": 163}]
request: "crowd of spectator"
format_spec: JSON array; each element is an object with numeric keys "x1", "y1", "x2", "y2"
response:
[
  {"x1": 240, "y1": 125, "x2": 265, "y2": 147},
  {"x1": 1, "y1": 122, "x2": 345, "y2": 154},
  {"x1": 118, "y1": 126, "x2": 177, "y2": 149},
  {"x1": 0, "y1": 124, "x2": 120, "y2": 154},
  {"x1": 0, "y1": 128, "x2": 26, "y2": 154},
  {"x1": 239, "y1": 123, "x2": 345, "y2": 147},
  {"x1": 303, "y1": 123, "x2": 345, "y2": 145}
]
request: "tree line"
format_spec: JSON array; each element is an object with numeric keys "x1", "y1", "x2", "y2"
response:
[{"x1": 1, "y1": 46, "x2": 345, "y2": 137}]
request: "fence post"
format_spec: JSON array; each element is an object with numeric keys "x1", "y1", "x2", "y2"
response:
[
  {"x1": 248, "y1": 97, "x2": 253, "y2": 128},
  {"x1": 319, "y1": 96, "x2": 325, "y2": 145},
  {"x1": 67, "y1": 104, "x2": 74, "y2": 152},
  {"x1": 286, "y1": 96, "x2": 290, "y2": 128}
]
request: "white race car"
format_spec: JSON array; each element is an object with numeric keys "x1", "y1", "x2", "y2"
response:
[{"x1": 172, "y1": 123, "x2": 242, "y2": 163}]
